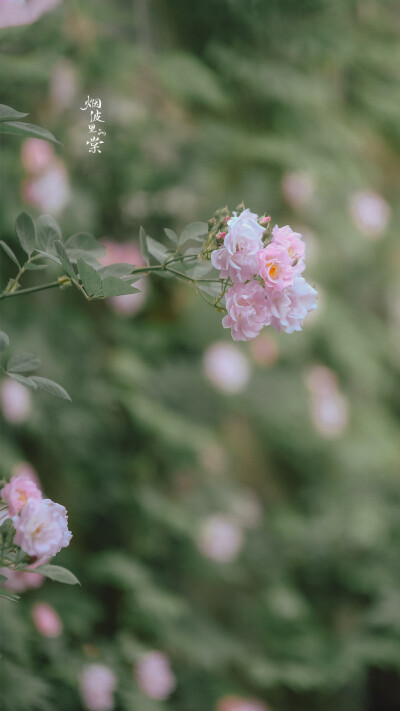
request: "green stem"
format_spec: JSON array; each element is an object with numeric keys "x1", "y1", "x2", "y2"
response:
[{"x1": 0, "y1": 280, "x2": 63, "y2": 301}]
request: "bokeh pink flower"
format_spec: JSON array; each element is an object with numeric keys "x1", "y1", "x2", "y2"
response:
[
  {"x1": 79, "y1": 664, "x2": 117, "y2": 711},
  {"x1": 32, "y1": 602, "x2": 63, "y2": 637},
  {"x1": 1, "y1": 379, "x2": 32, "y2": 423},
  {"x1": 196, "y1": 514, "x2": 244, "y2": 563},
  {"x1": 203, "y1": 342, "x2": 251, "y2": 393},
  {"x1": 134, "y1": 650, "x2": 176, "y2": 700}
]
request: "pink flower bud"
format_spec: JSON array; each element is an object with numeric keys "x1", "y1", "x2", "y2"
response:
[
  {"x1": 32, "y1": 602, "x2": 62, "y2": 637},
  {"x1": 217, "y1": 231, "x2": 227, "y2": 240},
  {"x1": 260, "y1": 216, "x2": 271, "y2": 225}
]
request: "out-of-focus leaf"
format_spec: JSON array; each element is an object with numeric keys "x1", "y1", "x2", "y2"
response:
[
  {"x1": 179, "y1": 222, "x2": 208, "y2": 245},
  {"x1": 64, "y1": 233, "x2": 105, "y2": 262},
  {"x1": 0, "y1": 331, "x2": 10, "y2": 352},
  {"x1": 164, "y1": 228, "x2": 178, "y2": 245},
  {"x1": 7, "y1": 373, "x2": 38, "y2": 390},
  {"x1": 0, "y1": 104, "x2": 28, "y2": 122},
  {"x1": 0, "y1": 240, "x2": 21, "y2": 268},
  {"x1": 0, "y1": 121, "x2": 59, "y2": 144},
  {"x1": 146, "y1": 236, "x2": 169, "y2": 264},
  {"x1": 7, "y1": 352, "x2": 41, "y2": 373},
  {"x1": 29, "y1": 377, "x2": 71, "y2": 401}
]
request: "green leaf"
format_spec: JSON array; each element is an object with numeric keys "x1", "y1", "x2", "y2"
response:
[
  {"x1": 35, "y1": 250, "x2": 62, "y2": 266},
  {"x1": 101, "y1": 277, "x2": 140, "y2": 298},
  {"x1": 0, "y1": 104, "x2": 28, "y2": 122},
  {"x1": 164, "y1": 228, "x2": 178, "y2": 245},
  {"x1": 97, "y1": 263, "x2": 136, "y2": 279},
  {"x1": 77, "y1": 258, "x2": 102, "y2": 296},
  {"x1": 0, "y1": 121, "x2": 59, "y2": 144},
  {"x1": 7, "y1": 373, "x2": 38, "y2": 391},
  {"x1": 29, "y1": 376, "x2": 71, "y2": 401},
  {"x1": 54, "y1": 241, "x2": 76, "y2": 280},
  {"x1": 0, "y1": 331, "x2": 10, "y2": 352},
  {"x1": 146, "y1": 236, "x2": 169, "y2": 264},
  {"x1": 139, "y1": 226, "x2": 150, "y2": 265},
  {"x1": 7, "y1": 352, "x2": 41, "y2": 373},
  {"x1": 179, "y1": 221, "x2": 208, "y2": 245},
  {"x1": 36, "y1": 214, "x2": 61, "y2": 251},
  {"x1": 64, "y1": 233, "x2": 105, "y2": 262},
  {"x1": 0, "y1": 240, "x2": 21, "y2": 268},
  {"x1": 34, "y1": 564, "x2": 80, "y2": 585},
  {"x1": 15, "y1": 211, "x2": 36, "y2": 256},
  {"x1": 0, "y1": 574, "x2": 8, "y2": 583}
]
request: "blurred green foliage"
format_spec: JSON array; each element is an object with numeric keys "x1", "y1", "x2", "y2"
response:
[{"x1": 1, "y1": 0, "x2": 400, "y2": 709}]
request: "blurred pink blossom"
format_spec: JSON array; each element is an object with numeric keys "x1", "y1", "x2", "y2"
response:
[
  {"x1": 0, "y1": 0, "x2": 61, "y2": 28},
  {"x1": 1, "y1": 473, "x2": 41, "y2": 516},
  {"x1": 282, "y1": 171, "x2": 315, "y2": 209},
  {"x1": 135, "y1": 651, "x2": 176, "y2": 700},
  {"x1": 79, "y1": 664, "x2": 117, "y2": 711},
  {"x1": 32, "y1": 602, "x2": 62, "y2": 637},
  {"x1": 50, "y1": 59, "x2": 79, "y2": 112},
  {"x1": 306, "y1": 365, "x2": 349, "y2": 438},
  {"x1": 21, "y1": 138, "x2": 55, "y2": 174},
  {"x1": 203, "y1": 342, "x2": 251, "y2": 394},
  {"x1": 217, "y1": 695, "x2": 269, "y2": 711},
  {"x1": 0, "y1": 567, "x2": 44, "y2": 593},
  {"x1": 349, "y1": 190, "x2": 390, "y2": 238},
  {"x1": 99, "y1": 240, "x2": 148, "y2": 316},
  {"x1": 22, "y1": 159, "x2": 71, "y2": 215},
  {"x1": 1, "y1": 379, "x2": 32, "y2": 424},
  {"x1": 196, "y1": 515, "x2": 244, "y2": 563},
  {"x1": 13, "y1": 498, "x2": 72, "y2": 558}
]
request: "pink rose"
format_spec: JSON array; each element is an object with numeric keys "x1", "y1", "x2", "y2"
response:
[
  {"x1": 222, "y1": 281, "x2": 269, "y2": 342},
  {"x1": 32, "y1": 602, "x2": 63, "y2": 638},
  {"x1": 257, "y1": 243, "x2": 294, "y2": 291},
  {"x1": 211, "y1": 209, "x2": 264, "y2": 283},
  {"x1": 79, "y1": 664, "x2": 117, "y2": 711},
  {"x1": 265, "y1": 277, "x2": 317, "y2": 333},
  {"x1": 13, "y1": 498, "x2": 72, "y2": 559},
  {"x1": 272, "y1": 224, "x2": 305, "y2": 273},
  {"x1": 1, "y1": 474, "x2": 42, "y2": 516},
  {"x1": 135, "y1": 651, "x2": 175, "y2": 700}
]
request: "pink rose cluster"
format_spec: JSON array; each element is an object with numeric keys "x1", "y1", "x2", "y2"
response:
[
  {"x1": 0, "y1": 473, "x2": 72, "y2": 560},
  {"x1": 211, "y1": 208, "x2": 317, "y2": 341}
]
